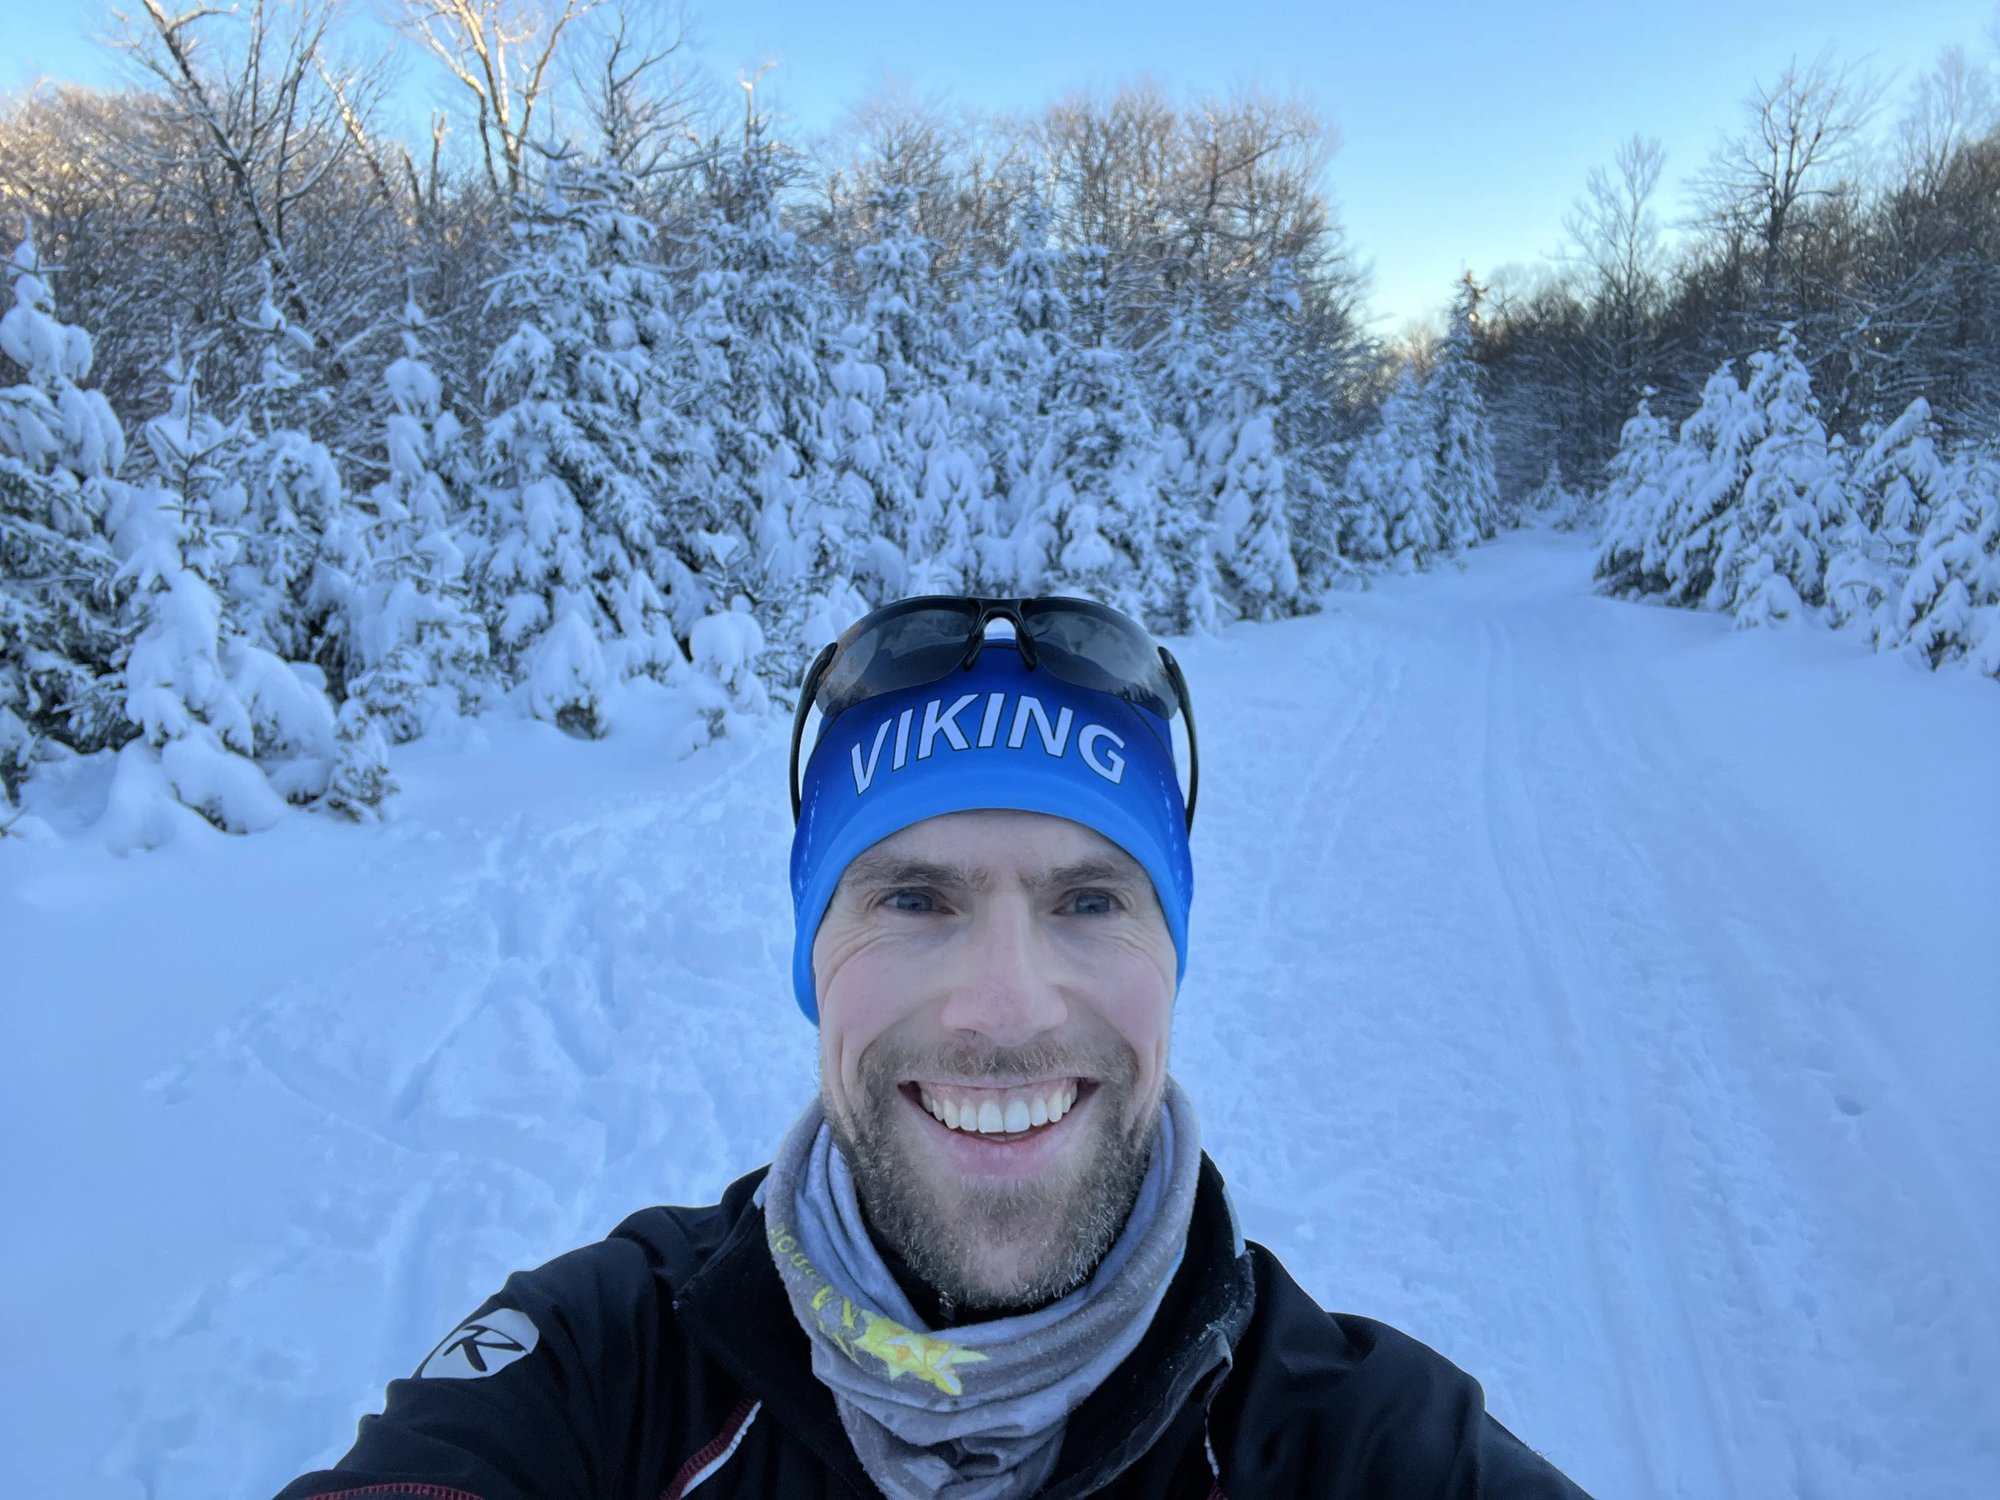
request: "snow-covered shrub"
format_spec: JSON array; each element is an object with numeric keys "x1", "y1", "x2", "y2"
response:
[
  {"x1": 1825, "y1": 398, "x2": 1946, "y2": 639},
  {"x1": 1710, "y1": 329, "x2": 1847, "y2": 628},
  {"x1": 0, "y1": 234, "x2": 126, "y2": 805},
  {"x1": 1203, "y1": 264, "x2": 1301, "y2": 621},
  {"x1": 476, "y1": 155, "x2": 694, "y2": 737},
  {"x1": 1893, "y1": 443, "x2": 2000, "y2": 675},
  {"x1": 348, "y1": 298, "x2": 491, "y2": 743},
  {"x1": 687, "y1": 597, "x2": 770, "y2": 738},
  {"x1": 1370, "y1": 372, "x2": 1443, "y2": 572},
  {"x1": 1425, "y1": 276, "x2": 1502, "y2": 551},
  {"x1": 1594, "y1": 394, "x2": 1674, "y2": 594},
  {"x1": 1525, "y1": 458, "x2": 1588, "y2": 531}
]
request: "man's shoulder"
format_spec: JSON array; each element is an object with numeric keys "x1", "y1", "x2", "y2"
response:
[
  {"x1": 1237, "y1": 1238, "x2": 1443, "y2": 1374},
  {"x1": 271, "y1": 1169, "x2": 781, "y2": 1500},
  {"x1": 1224, "y1": 1241, "x2": 1592, "y2": 1496},
  {"x1": 490, "y1": 1165, "x2": 771, "y2": 1332},
  {"x1": 600, "y1": 1165, "x2": 770, "y2": 1284}
]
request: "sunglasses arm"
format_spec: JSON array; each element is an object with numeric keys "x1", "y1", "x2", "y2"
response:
[
  {"x1": 1162, "y1": 648, "x2": 1198, "y2": 830},
  {"x1": 790, "y1": 642, "x2": 838, "y2": 822}
]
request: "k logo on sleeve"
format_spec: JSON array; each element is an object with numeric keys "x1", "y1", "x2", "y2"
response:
[{"x1": 418, "y1": 1306, "x2": 540, "y2": 1379}]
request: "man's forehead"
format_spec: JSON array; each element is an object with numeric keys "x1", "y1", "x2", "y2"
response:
[{"x1": 843, "y1": 811, "x2": 1143, "y2": 884}]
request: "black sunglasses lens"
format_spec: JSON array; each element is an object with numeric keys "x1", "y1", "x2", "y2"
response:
[
  {"x1": 1020, "y1": 601, "x2": 1177, "y2": 716},
  {"x1": 815, "y1": 603, "x2": 980, "y2": 723}
]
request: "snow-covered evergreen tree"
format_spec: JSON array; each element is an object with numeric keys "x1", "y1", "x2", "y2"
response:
[
  {"x1": 1893, "y1": 443, "x2": 2000, "y2": 675},
  {"x1": 820, "y1": 318, "x2": 899, "y2": 598},
  {"x1": 321, "y1": 696, "x2": 395, "y2": 822},
  {"x1": 1826, "y1": 397, "x2": 1947, "y2": 638},
  {"x1": 1332, "y1": 421, "x2": 1394, "y2": 569},
  {"x1": 1145, "y1": 292, "x2": 1225, "y2": 631},
  {"x1": 1347, "y1": 370, "x2": 1441, "y2": 573},
  {"x1": 1199, "y1": 266, "x2": 1300, "y2": 620},
  {"x1": 966, "y1": 191, "x2": 1071, "y2": 594},
  {"x1": 0, "y1": 235, "x2": 125, "y2": 809},
  {"x1": 344, "y1": 297, "x2": 490, "y2": 744},
  {"x1": 1425, "y1": 275, "x2": 1503, "y2": 552},
  {"x1": 1655, "y1": 362, "x2": 1763, "y2": 609},
  {"x1": 230, "y1": 276, "x2": 352, "y2": 676},
  {"x1": 477, "y1": 153, "x2": 694, "y2": 737},
  {"x1": 1525, "y1": 458, "x2": 1588, "y2": 531},
  {"x1": 1034, "y1": 328, "x2": 1165, "y2": 618},
  {"x1": 98, "y1": 349, "x2": 337, "y2": 847},
  {"x1": 845, "y1": 186, "x2": 980, "y2": 598},
  {"x1": 1710, "y1": 329, "x2": 1847, "y2": 627},
  {"x1": 1594, "y1": 392, "x2": 1673, "y2": 595},
  {"x1": 1252, "y1": 261, "x2": 1343, "y2": 601},
  {"x1": 213, "y1": 285, "x2": 391, "y2": 820},
  {"x1": 686, "y1": 135, "x2": 858, "y2": 662}
]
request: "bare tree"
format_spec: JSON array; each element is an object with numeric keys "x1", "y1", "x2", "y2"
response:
[
  {"x1": 1013, "y1": 81, "x2": 1346, "y2": 339},
  {"x1": 582, "y1": 0, "x2": 713, "y2": 212},
  {"x1": 804, "y1": 81, "x2": 1024, "y2": 283},
  {"x1": 1897, "y1": 45, "x2": 1998, "y2": 197},
  {"x1": 0, "y1": 85, "x2": 189, "y2": 411},
  {"x1": 118, "y1": 0, "x2": 365, "y2": 370},
  {"x1": 1551, "y1": 135, "x2": 1671, "y2": 448},
  {"x1": 1564, "y1": 135, "x2": 1666, "y2": 325},
  {"x1": 1695, "y1": 53, "x2": 1882, "y2": 291},
  {"x1": 391, "y1": 0, "x2": 605, "y2": 200}
]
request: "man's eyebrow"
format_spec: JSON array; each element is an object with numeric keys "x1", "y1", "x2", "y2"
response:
[
  {"x1": 838, "y1": 852, "x2": 1144, "y2": 894},
  {"x1": 1032, "y1": 856, "x2": 1145, "y2": 891},
  {"x1": 840, "y1": 854, "x2": 990, "y2": 892}
]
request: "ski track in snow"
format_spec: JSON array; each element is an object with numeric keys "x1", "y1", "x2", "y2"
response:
[{"x1": 5, "y1": 532, "x2": 1996, "y2": 1499}]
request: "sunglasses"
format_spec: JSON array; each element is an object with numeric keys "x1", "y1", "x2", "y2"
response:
[{"x1": 789, "y1": 596, "x2": 1199, "y2": 828}]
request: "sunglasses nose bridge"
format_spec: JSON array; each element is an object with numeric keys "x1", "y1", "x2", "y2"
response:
[
  {"x1": 985, "y1": 601, "x2": 1039, "y2": 668},
  {"x1": 959, "y1": 601, "x2": 1038, "y2": 670}
]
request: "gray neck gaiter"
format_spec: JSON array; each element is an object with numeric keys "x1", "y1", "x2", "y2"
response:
[{"x1": 761, "y1": 1078, "x2": 1202, "y2": 1500}]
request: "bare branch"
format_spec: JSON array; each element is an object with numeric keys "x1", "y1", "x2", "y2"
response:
[
  {"x1": 1694, "y1": 51, "x2": 1883, "y2": 286},
  {"x1": 389, "y1": 0, "x2": 604, "y2": 199}
]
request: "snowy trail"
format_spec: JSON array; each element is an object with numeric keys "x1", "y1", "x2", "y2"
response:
[
  {"x1": 1473, "y1": 591, "x2": 1994, "y2": 1496},
  {"x1": 6, "y1": 532, "x2": 1996, "y2": 1498},
  {"x1": 1166, "y1": 535, "x2": 1998, "y2": 1497}
]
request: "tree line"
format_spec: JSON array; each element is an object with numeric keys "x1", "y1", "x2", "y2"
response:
[
  {"x1": 2, "y1": 0, "x2": 1507, "y2": 842},
  {"x1": 1477, "y1": 38, "x2": 2000, "y2": 501},
  {"x1": 1477, "y1": 29, "x2": 2000, "y2": 677},
  {"x1": 1595, "y1": 328, "x2": 1997, "y2": 671}
]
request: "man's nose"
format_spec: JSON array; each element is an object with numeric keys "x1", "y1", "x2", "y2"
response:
[{"x1": 937, "y1": 899, "x2": 1068, "y2": 1045}]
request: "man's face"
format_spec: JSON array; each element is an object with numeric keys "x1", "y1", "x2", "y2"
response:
[{"x1": 813, "y1": 810, "x2": 1178, "y2": 1315}]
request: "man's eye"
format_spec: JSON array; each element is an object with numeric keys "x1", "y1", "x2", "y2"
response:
[
  {"x1": 1066, "y1": 890, "x2": 1117, "y2": 916},
  {"x1": 885, "y1": 890, "x2": 936, "y2": 913}
]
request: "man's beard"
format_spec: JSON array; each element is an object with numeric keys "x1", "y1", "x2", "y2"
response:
[{"x1": 825, "y1": 1035, "x2": 1158, "y2": 1317}]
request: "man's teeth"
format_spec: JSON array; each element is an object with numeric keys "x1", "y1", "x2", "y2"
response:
[{"x1": 917, "y1": 1082, "x2": 1079, "y2": 1135}]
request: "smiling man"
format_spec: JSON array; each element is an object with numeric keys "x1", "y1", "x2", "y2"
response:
[{"x1": 276, "y1": 597, "x2": 1591, "y2": 1500}]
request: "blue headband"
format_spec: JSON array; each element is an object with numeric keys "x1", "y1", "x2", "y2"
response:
[{"x1": 789, "y1": 651, "x2": 1192, "y2": 1022}]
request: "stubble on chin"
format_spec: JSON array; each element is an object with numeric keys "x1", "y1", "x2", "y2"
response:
[{"x1": 825, "y1": 1037, "x2": 1158, "y2": 1316}]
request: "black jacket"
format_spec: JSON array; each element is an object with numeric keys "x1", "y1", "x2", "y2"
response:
[{"x1": 276, "y1": 1158, "x2": 1591, "y2": 1499}]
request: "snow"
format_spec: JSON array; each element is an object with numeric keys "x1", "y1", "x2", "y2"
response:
[{"x1": 5, "y1": 532, "x2": 1996, "y2": 1498}]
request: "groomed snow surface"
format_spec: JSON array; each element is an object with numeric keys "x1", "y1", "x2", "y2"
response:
[{"x1": 5, "y1": 532, "x2": 1996, "y2": 1499}]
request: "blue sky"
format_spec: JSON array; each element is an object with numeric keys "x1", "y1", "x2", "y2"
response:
[{"x1": 10, "y1": 0, "x2": 1998, "y2": 333}]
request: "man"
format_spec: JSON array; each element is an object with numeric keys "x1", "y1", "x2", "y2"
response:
[{"x1": 277, "y1": 596, "x2": 1591, "y2": 1499}]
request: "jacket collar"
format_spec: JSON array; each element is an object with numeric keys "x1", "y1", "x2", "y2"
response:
[{"x1": 673, "y1": 1154, "x2": 1256, "y2": 1497}]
